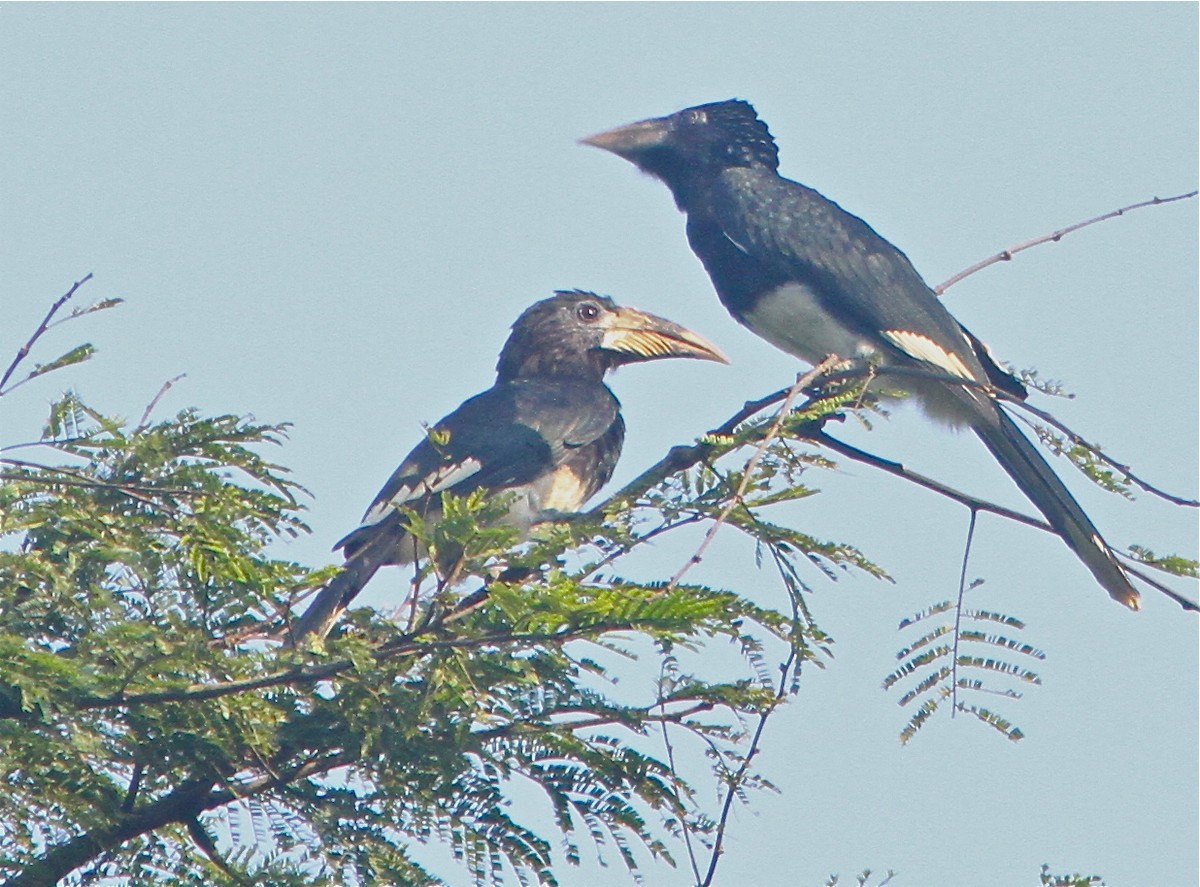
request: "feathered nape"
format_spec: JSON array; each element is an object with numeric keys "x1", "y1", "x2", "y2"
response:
[{"x1": 685, "y1": 99, "x2": 780, "y2": 170}]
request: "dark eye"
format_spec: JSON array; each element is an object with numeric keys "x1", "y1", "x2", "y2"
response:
[{"x1": 576, "y1": 302, "x2": 601, "y2": 323}]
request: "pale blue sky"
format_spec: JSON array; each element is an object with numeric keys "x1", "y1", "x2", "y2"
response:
[{"x1": 2, "y1": 4, "x2": 1196, "y2": 886}]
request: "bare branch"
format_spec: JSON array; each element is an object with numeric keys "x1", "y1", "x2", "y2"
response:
[
  {"x1": 935, "y1": 191, "x2": 1198, "y2": 294},
  {"x1": 666, "y1": 360, "x2": 836, "y2": 591},
  {"x1": 0, "y1": 273, "x2": 94, "y2": 395},
  {"x1": 949, "y1": 511, "x2": 980, "y2": 718},
  {"x1": 136, "y1": 374, "x2": 187, "y2": 431},
  {"x1": 657, "y1": 657, "x2": 705, "y2": 885},
  {"x1": 1116, "y1": 559, "x2": 1199, "y2": 611},
  {"x1": 699, "y1": 647, "x2": 797, "y2": 887},
  {"x1": 810, "y1": 432, "x2": 1051, "y2": 533}
]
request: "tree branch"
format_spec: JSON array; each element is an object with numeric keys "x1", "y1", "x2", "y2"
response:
[
  {"x1": 0, "y1": 274, "x2": 94, "y2": 396},
  {"x1": 3, "y1": 777, "x2": 213, "y2": 887},
  {"x1": 935, "y1": 191, "x2": 1198, "y2": 293},
  {"x1": 136, "y1": 374, "x2": 187, "y2": 431},
  {"x1": 949, "y1": 511, "x2": 980, "y2": 719},
  {"x1": 586, "y1": 385, "x2": 797, "y2": 519},
  {"x1": 811, "y1": 431, "x2": 1051, "y2": 533},
  {"x1": 699, "y1": 647, "x2": 797, "y2": 887},
  {"x1": 1004, "y1": 395, "x2": 1199, "y2": 508},
  {"x1": 70, "y1": 622, "x2": 637, "y2": 713},
  {"x1": 667, "y1": 362, "x2": 834, "y2": 591}
]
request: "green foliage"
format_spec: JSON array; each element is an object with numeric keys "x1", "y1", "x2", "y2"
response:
[
  {"x1": 884, "y1": 592, "x2": 1043, "y2": 744},
  {"x1": 0, "y1": 278, "x2": 1167, "y2": 886},
  {"x1": 0, "y1": 282, "x2": 872, "y2": 887},
  {"x1": 1012, "y1": 367, "x2": 1072, "y2": 400},
  {"x1": 1126, "y1": 545, "x2": 1198, "y2": 579},
  {"x1": 1039, "y1": 863, "x2": 1106, "y2": 887},
  {"x1": 1031, "y1": 425, "x2": 1135, "y2": 499}
]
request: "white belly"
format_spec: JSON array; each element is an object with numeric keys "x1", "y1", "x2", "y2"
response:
[
  {"x1": 744, "y1": 282, "x2": 878, "y2": 366},
  {"x1": 742, "y1": 282, "x2": 978, "y2": 428}
]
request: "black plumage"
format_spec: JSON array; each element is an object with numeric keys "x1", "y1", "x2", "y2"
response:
[
  {"x1": 290, "y1": 290, "x2": 728, "y2": 642},
  {"x1": 584, "y1": 99, "x2": 1142, "y2": 610}
]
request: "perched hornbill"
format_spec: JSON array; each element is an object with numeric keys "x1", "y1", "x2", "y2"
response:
[
  {"x1": 290, "y1": 290, "x2": 728, "y2": 643},
  {"x1": 583, "y1": 99, "x2": 1142, "y2": 610}
]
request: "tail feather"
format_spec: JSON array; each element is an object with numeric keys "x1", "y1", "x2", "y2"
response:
[
  {"x1": 288, "y1": 546, "x2": 388, "y2": 645},
  {"x1": 973, "y1": 406, "x2": 1141, "y2": 610}
]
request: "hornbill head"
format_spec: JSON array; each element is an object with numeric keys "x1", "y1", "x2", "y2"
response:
[
  {"x1": 496, "y1": 290, "x2": 729, "y2": 382},
  {"x1": 581, "y1": 100, "x2": 779, "y2": 207}
]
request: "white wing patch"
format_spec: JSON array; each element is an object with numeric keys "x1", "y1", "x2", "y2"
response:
[
  {"x1": 882, "y1": 330, "x2": 975, "y2": 380},
  {"x1": 358, "y1": 458, "x2": 483, "y2": 527},
  {"x1": 723, "y1": 230, "x2": 751, "y2": 255}
]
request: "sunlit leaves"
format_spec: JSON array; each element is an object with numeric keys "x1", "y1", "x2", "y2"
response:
[
  {"x1": 1126, "y1": 545, "x2": 1198, "y2": 579},
  {"x1": 1, "y1": 376, "x2": 823, "y2": 886}
]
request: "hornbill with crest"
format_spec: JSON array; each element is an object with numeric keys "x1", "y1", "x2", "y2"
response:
[{"x1": 583, "y1": 99, "x2": 1152, "y2": 610}]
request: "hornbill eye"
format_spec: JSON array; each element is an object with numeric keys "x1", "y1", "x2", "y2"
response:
[{"x1": 576, "y1": 302, "x2": 601, "y2": 323}]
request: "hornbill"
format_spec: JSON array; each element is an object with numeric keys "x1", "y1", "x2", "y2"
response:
[
  {"x1": 290, "y1": 290, "x2": 728, "y2": 643},
  {"x1": 583, "y1": 99, "x2": 1143, "y2": 610}
]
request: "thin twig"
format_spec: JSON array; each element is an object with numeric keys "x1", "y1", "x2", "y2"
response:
[
  {"x1": 657, "y1": 656, "x2": 704, "y2": 885},
  {"x1": 0, "y1": 436, "x2": 97, "y2": 454},
  {"x1": 935, "y1": 191, "x2": 1198, "y2": 293},
  {"x1": 0, "y1": 459, "x2": 184, "y2": 510},
  {"x1": 136, "y1": 374, "x2": 187, "y2": 431},
  {"x1": 67, "y1": 622, "x2": 624, "y2": 714},
  {"x1": 476, "y1": 701, "x2": 717, "y2": 744},
  {"x1": 1005, "y1": 397, "x2": 1199, "y2": 508},
  {"x1": 949, "y1": 510, "x2": 979, "y2": 718},
  {"x1": 578, "y1": 514, "x2": 707, "y2": 584},
  {"x1": 699, "y1": 646, "x2": 797, "y2": 887},
  {"x1": 0, "y1": 273, "x2": 94, "y2": 394},
  {"x1": 1116, "y1": 558, "x2": 1198, "y2": 611},
  {"x1": 815, "y1": 361, "x2": 1196, "y2": 509},
  {"x1": 666, "y1": 360, "x2": 837, "y2": 591}
]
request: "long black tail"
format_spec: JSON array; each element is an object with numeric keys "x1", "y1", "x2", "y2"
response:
[
  {"x1": 972, "y1": 406, "x2": 1141, "y2": 610},
  {"x1": 288, "y1": 543, "x2": 389, "y2": 645}
]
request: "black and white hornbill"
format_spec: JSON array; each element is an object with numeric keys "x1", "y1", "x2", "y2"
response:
[
  {"x1": 290, "y1": 290, "x2": 728, "y2": 642},
  {"x1": 583, "y1": 99, "x2": 1144, "y2": 610}
]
